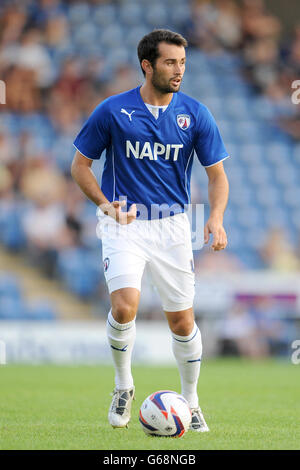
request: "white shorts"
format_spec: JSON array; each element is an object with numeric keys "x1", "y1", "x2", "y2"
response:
[{"x1": 98, "y1": 212, "x2": 195, "y2": 312}]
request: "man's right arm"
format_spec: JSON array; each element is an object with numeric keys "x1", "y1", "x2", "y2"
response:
[
  {"x1": 71, "y1": 150, "x2": 136, "y2": 224},
  {"x1": 71, "y1": 150, "x2": 108, "y2": 207}
]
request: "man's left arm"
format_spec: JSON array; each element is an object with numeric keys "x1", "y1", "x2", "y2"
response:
[{"x1": 204, "y1": 161, "x2": 229, "y2": 251}]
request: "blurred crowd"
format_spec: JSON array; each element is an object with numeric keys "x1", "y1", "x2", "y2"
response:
[
  {"x1": 188, "y1": 0, "x2": 300, "y2": 138},
  {"x1": 218, "y1": 294, "x2": 295, "y2": 358},
  {"x1": 0, "y1": 0, "x2": 300, "y2": 314},
  {"x1": 0, "y1": 0, "x2": 140, "y2": 286}
]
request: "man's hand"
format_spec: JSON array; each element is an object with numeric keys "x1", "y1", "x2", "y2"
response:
[
  {"x1": 204, "y1": 216, "x2": 227, "y2": 251},
  {"x1": 99, "y1": 200, "x2": 137, "y2": 225}
]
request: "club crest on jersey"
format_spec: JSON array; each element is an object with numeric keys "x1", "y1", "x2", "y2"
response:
[{"x1": 177, "y1": 114, "x2": 190, "y2": 130}]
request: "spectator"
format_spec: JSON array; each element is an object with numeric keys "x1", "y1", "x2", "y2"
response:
[
  {"x1": 195, "y1": 249, "x2": 244, "y2": 272},
  {"x1": 218, "y1": 300, "x2": 269, "y2": 358},
  {"x1": 259, "y1": 227, "x2": 300, "y2": 271},
  {"x1": 20, "y1": 166, "x2": 76, "y2": 276}
]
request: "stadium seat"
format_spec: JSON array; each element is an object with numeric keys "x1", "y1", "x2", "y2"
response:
[
  {"x1": 119, "y1": 3, "x2": 143, "y2": 26},
  {"x1": 93, "y1": 4, "x2": 116, "y2": 26},
  {"x1": 0, "y1": 273, "x2": 22, "y2": 299},
  {"x1": 145, "y1": 5, "x2": 168, "y2": 28},
  {"x1": 0, "y1": 296, "x2": 27, "y2": 320},
  {"x1": 26, "y1": 299, "x2": 57, "y2": 321},
  {"x1": 99, "y1": 25, "x2": 125, "y2": 49},
  {"x1": 68, "y1": 3, "x2": 90, "y2": 26},
  {"x1": 57, "y1": 248, "x2": 101, "y2": 298},
  {"x1": 170, "y1": 5, "x2": 192, "y2": 27},
  {"x1": 125, "y1": 26, "x2": 151, "y2": 48},
  {"x1": 0, "y1": 209, "x2": 26, "y2": 250}
]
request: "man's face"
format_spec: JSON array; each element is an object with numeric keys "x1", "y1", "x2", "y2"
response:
[{"x1": 150, "y1": 42, "x2": 186, "y2": 94}]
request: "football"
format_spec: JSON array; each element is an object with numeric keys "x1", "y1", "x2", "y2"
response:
[{"x1": 139, "y1": 390, "x2": 192, "y2": 438}]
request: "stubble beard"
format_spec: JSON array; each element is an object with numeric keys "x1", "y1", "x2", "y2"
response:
[{"x1": 151, "y1": 67, "x2": 181, "y2": 94}]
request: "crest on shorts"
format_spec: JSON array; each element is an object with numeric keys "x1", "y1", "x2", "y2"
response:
[
  {"x1": 177, "y1": 114, "x2": 190, "y2": 130},
  {"x1": 103, "y1": 257, "x2": 110, "y2": 272}
]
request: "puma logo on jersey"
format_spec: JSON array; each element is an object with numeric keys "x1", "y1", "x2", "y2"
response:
[
  {"x1": 121, "y1": 108, "x2": 135, "y2": 121},
  {"x1": 126, "y1": 140, "x2": 183, "y2": 161}
]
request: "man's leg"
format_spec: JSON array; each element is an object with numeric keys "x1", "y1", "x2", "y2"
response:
[
  {"x1": 106, "y1": 286, "x2": 140, "y2": 428},
  {"x1": 164, "y1": 307, "x2": 209, "y2": 432},
  {"x1": 164, "y1": 307, "x2": 202, "y2": 409},
  {"x1": 107, "y1": 287, "x2": 139, "y2": 390},
  {"x1": 146, "y1": 213, "x2": 209, "y2": 431}
]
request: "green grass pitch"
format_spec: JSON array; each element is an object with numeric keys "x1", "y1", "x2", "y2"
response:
[{"x1": 0, "y1": 359, "x2": 299, "y2": 450}]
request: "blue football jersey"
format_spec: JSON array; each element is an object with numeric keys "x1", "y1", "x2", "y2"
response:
[{"x1": 73, "y1": 85, "x2": 229, "y2": 219}]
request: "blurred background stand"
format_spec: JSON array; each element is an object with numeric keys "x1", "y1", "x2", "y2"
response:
[{"x1": 1, "y1": 0, "x2": 300, "y2": 363}]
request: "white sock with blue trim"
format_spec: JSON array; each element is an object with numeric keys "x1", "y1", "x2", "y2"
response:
[
  {"x1": 106, "y1": 310, "x2": 136, "y2": 390},
  {"x1": 172, "y1": 322, "x2": 202, "y2": 409}
]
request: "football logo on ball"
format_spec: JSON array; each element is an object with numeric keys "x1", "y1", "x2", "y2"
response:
[{"x1": 139, "y1": 390, "x2": 192, "y2": 438}]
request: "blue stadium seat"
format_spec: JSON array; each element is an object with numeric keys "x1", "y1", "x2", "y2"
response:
[
  {"x1": 264, "y1": 208, "x2": 290, "y2": 228},
  {"x1": 265, "y1": 142, "x2": 292, "y2": 164},
  {"x1": 0, "y1": 273, "x2": 22, "y2": 299},
  {"x1": 293, "y1": 144, "x2": 300, "y2": 164},
  {"x1": 0, "y1": 296, "x2": 27, "y2": 320},
  {"x1": 273, "y1": 165, "x2": 298, "y2": 186},
  {"x1": 145, "y1": 4, "x2": 168, "y2": 27},
  {"x1": 246, "y1": 165, "x2": 271, "y2": 186},
  {"x1": 226, "y1": 96, "x2": 252, "y2": 120},
  {"x1": 226, "y1": 226, "x2": 244, "y2": 250},
  {"x1": 53, "y1": 135, "x2": 75, "y2": 172},
  {"x1": 119, "y1": 3, "x2": 143, "y2": 26},
  {"x1": 68, "y1": 3, "x2": 90, "y2": 26},
  {"x1": 57, "y1": 248, "x2": 101, "y2": 298},
  {"x1": 93, "y1": 4, "x2": 116, "y2": 26},
  {"x1": 252, "y1": 96, "x2": 275, "y2": 120},
  {"x1": 234, "y1": 120, "x2": 264, "y2": 143},
  {"x1": 26, "y1": 300, "x2": 57, "y2": 321},
  {"x1": 229, "y1": 186, "x2": 253, "y2": 206},
  {"x1": 0, "y1": 272, "x2": 58, "y2": 321},
  {"x1": 283, "y1": 186, "x2": 300, "y2": 208},
  {"x1": 170, "y1": 4, "x2": 192, "y2": 27},
  {"x1": 235, "y1": 248, "x2": 265, "y2": 269},
  {"x1": 236, "y1": 206, "x2": 262, "y2": 229},
  {"x1": 99, "y1": 25, "x2": 124, "y2": 49},
  {"x1": 73, "y1": 23, "x2": 98, "y2": 48},
  {"x1": 244, "y1": 227, "x2": 267, "y2": 250},
  {"x1": 255, "y1": 185, "x2": 281, "y2": 208},
  {"x1": 215, "y1": 119, "x2": 234, "y2": 141},
  {"x1": 105, "y1": 48, "x2": 130, "y2": 68},
  {"x1": 239, "y1": 144, "x2": 264, "y2": 164},
  {"x1": 0, "y1": 208, "x2": 26, "y2": 250},
  {"x1": 125, "y1": 26, "x2": 151, "y2": 48},
  {"x1": 185, "y1": 52, "x2": 210, "y2": 72},
  {"x1": 226, "y1": 166, "x2": 248, "y2": 185},
  {"x1": 290, "y1": 209, "x2": 300, "y2": 230}
]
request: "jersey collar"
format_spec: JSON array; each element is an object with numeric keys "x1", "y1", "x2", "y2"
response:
[{"x1": 136, "y1": 85, "x2": 177, "y2": 125}]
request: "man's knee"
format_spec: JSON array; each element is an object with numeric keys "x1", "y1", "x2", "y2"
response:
[
  {"x1": 111, "y1": 289, "x2": 139, "y2": 323},
  {"x1": 168, "y1": 313, "x2": 194, "y2": 336},
  {"x1": 112, "y1": 304, "x2": 136, "y2": 323}
]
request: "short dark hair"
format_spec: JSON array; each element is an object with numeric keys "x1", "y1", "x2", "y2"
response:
[{"x1": 137, "y1": 29, "x2": 188, "y2": 76}]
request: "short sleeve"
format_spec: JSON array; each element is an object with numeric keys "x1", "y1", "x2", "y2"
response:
[
  {"x1": 194, "y1": 105, "x2": 229, "y2": 167},
  {"x1": 73, "y1": 100, "x2": 111, "y2": 160}
]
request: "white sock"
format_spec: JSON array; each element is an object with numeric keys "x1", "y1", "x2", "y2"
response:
[
  {"x1": 172, "y1": 322, "x2": 202, "y2": 409},
  {"x1": 106, "y1": 310, "x2": 136, "y2": 390}
]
